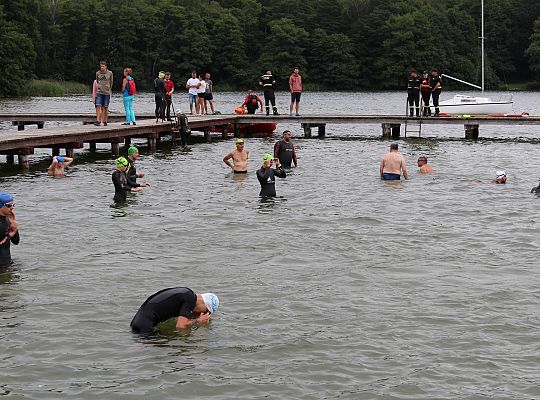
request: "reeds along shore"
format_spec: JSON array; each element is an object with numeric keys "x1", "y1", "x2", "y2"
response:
[{"x1": 19, "y1": 80, "x2": 88, "y2": 97}]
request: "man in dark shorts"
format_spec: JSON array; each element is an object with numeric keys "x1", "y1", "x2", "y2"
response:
[
  {"x1": 289, "y1": 67, "x2": 302, "y2": 116},
  {"x1": 204, "y1": 72, "x2": 215, "y2": 115},
  {"x1": 130, "y1": 287, "x2": 219, "y2": 334},
  {"x1": 256, "y1": 153, "x2": 286, "y2": 197},
  {"x1": 273, "y1": 130, "x2": 297, "y2": 168},
  {"x1": 380, "y1": 143, "x2": 408, "y2": 180}
]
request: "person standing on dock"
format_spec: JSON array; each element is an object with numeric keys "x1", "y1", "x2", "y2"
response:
[
  {"x1": 417, "y1": 156, "x2": 433, "y2": 173},
  {"x1": 406, "y1": 70, "x2": 421, "y2": 117},
  {"x1": 420, "y1": 71, "x2": 432, "y2": 116},
  {"x1": 126, "y1": 146, "x2": 149, "y2": 188},
  {"x1": 256, "y1": 153, "x2": 286, "y2": 198},
  {"x1": 112, "y1": 157, "x2": 142, "y2": 204},
  {"x1": 154, "y1": 71, "x2": 166, "y2": 122},
  {"x1": 130, "y1": 287, "x2": 219, "y2": 335},
  {"x1": 196, "y1": 74, "x2": 206, "y2": 116},
  {"x1": 94, "y1": 61, "x2": 113, "y2": 126},
  {"x1": 121, "y1": 68, "x2": 137, "y2": 126},
  {"x1": 204, "y1": 72, "x2": 215, "y2": 115},
  {"x1": 259, "y1": 70, "x2": 279, "y2": 116},
  {"x1": 430, "y1": 69, "x2": 442, "y2": 117},
  {"x1": 0, "y1": 193, "x2": 19, "y2": 267},
  {"x1": 163, "y1": 72, "x2": 175, "y2": 121},
  {"x1": 47, "y1": 155, "x2": 74, "y2": 176},
  {"x1": 289, "y1": 67, "x2": 302, "y2": 116},
  {"x1": 241, "y1": 90, "x2": 263, "y2": 114},
  {"x1": 380, "y1": 143, "x2": 408, "y2": 180},
  {"x1": 223, "y1": 138, "x2": 249, "y2": 173},
  {"x1": 273, "y1": 130, "x2": 297, "y2": 168},
  {"x1": 186, "y1": 71, "x2": 200, "y2": 115}
]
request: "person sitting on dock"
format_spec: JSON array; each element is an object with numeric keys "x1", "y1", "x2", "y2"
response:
[
  {"x1": 0, "y1": 193, "x2": 19, "y2": 267},
  {"x1": 223, "y1": 138, "x2": 249, "y2": 173},
  {"x1": 47, "y1": 155, "x2": 74, "y2": 176},
  {"x1": 242, "y1": 90, "x2": 263, "y2": 114},
  {"x1": 380, "y1": 143, "x2": 408, "y2": 180},
  {"x1": 94, "y1": 60, "x2": 113, "y2": 126},
  {"x1": 130, "y1": 287, "x2": 219, "y2": 335},
  {"x1": 256, "y1": 153, "x2": 286, "y2": 198},
  {"x1": 126, "y1": 146, "x2": 149, "y2": 188},
  {"x1": 493, "y1": 171, "x2": 507, "y2": 184},
  {"x1": 274, "y1": 130, "x2": 297, "y2": 168},
  {"x1": 417, "y1": 156, "x2": 432, "y2": 174},
  {"x1": 531, "y1": 177, "x2": 540, "y2": 194},
  {"x1": 112, "y1": 157, "x2": 142, "y2": 204}
]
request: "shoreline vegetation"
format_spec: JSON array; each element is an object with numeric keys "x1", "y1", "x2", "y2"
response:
[{"x1": 4, "y1": 80, "x2": 540, "y2": 99}]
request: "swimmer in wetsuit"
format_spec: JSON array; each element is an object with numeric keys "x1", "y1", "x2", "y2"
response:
[
  {"x1": 0, "y1": 193, "x2": 19, "y2": 267},
  {"x1": 112, "y1": 157, "x2": 141, "y2": 203},
  {"x1": 274, "y1": 130, "x2": 297, "y2": 168},
  {"x1": 531, "y1": 177, "x2": 540, "y2": 194},
  {"x1": 130, "y1": 287, "x2": 219, "y2": 334},
  {"x1": 223, "y1": 138, "x2": 249, "y2": 173},
  {"x1": 380, "y1": 143, "x2": 408, "y2": 180},
  {"x1": 125, "y1": 146, "x2": 149, "y2": 188},
  {"x1": 256, "y1": 153, "x2": 286, "y2": 197}
]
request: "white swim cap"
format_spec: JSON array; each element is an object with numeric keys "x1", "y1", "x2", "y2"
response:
[
  {"x1": 496, "y1": 170, "x2": 506, "y2": 178},
  {"x1": 201, "y1": 293, "x2": 219, "y2": 314}
]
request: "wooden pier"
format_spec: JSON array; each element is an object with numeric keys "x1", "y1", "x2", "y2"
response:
[{"x1": 1, "y1": 113, "x2": 539, "y2": 169}]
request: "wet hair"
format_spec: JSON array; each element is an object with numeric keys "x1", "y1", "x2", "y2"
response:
[
  {"x1": 418, "y1": 156, "x2": 427, "y2": 163},
  {"x1": 390, "y1": 143, "x2": 399, "y2": 151}
]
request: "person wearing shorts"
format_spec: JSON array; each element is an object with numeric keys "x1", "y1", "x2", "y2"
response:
[
  {"x1": 186, "y1": 71, "x2": 200, "y2": 115},
  {"x1": 94, "y1": 61, "x2": 113, "y2": 126},
  {"x1": 204, "y1": 72, "x2": 215, "y2": 114},
  {"x1": 289, "y1": 67, "x2": 302, "y2": 116}
]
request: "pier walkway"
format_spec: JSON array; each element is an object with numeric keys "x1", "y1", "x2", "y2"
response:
[{"x1": 1, "y1": 113, "x2": 539, "y2": 169}]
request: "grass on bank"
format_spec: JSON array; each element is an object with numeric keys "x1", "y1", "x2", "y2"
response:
[{"x1": 23, "y1": 80, "x2": 89, "y2": 97}]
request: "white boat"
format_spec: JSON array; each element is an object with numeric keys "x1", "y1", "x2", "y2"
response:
[
  {"x1": 438, "y1": 94, "x2": 513, "y2": 115},
  {"x1": 438, "y1": 0, "x2": 514, "y2": 115}
]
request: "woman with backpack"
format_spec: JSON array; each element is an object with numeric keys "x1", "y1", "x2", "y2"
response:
[{"x1": 121, "y1": 67, "x2": 137, "y2": 125}]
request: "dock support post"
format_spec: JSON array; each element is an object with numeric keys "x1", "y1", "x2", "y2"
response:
[
  {"x1": 318, "y1": 124, "x2": 326, "y2": 138},
  {"x1": 234, "y1": 124, "x2": 240, "y2": 138},
  {"x1": 18, "y1": 154, "x2": 29, "y2": 170},
  {"x1": 37, "y1": 122, "x2": 44, "y2": 129},
  {"x1": 203, "y1": 129, "x2": 211, "y2": 142},
  {"x1": 148, "y1": 134, "x2": 158, "y2": 151},
  {"x1": 6, "y1": 155, "x2": 14, "y2": 165},
  {"x1": 52, "y1": 147, "x2": 60, "y2": 157},
  {"x1": 221, "y1": 126, "x2": 228, "y2": 139},
  {"x1": 302, "y1": 123, "x2": 312, "y2": 138},
  {"x1": 89, "y1": 142, "x2": 97, "y2": 152},
  {"x1": 125, "y1": 137, "x2": 131, "y2": 146},
  {"x1": 382, "y1": 123, "x2": 401, "y2": 139},
  {"x1": 465, "y1": 124, "x2": 479, "y2": 140},
  {"x1": 17, "y1": 122, "x2": 24, "y2": 131},
  {"x1": 111, "y1": 142, "x2": 121, "y2": 156},
  {"x1": 66, "y1": 148, "x2": 74, "y2": 158}
]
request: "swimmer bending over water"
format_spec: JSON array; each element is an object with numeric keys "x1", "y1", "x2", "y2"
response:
[
  {"x1": 380, "y1": 143, "x2": 408, "y2": 180},
  {"x1": 130, "y1": 287, "x2": 219, "y2": 334},
  {"x1": 223, "y1": 138, "x2": 249, "y2": 173}
]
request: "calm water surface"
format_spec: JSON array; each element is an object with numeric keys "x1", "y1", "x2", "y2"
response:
[{"x1": 1, "y1": 92, "x2": 540, "y2": 399}]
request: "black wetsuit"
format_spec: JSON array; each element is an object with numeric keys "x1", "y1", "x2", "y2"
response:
[
  {"x1": 407, "y1": 76, "x2": 421, "y2": 117},
  {"x1": 125, "y1": 158, "x2": 140, "y2": 188},
  {"x1": 531, "y1": 184, "x2": 540, "y2": 194},
  {"x1": 430, "y1": 75, "x2": 442, "y2": 116},
  {"x1": 259, "y1": 74, "x2": 278, "y2": 115},
  {"x1": 154, "y1": 78, "x2": 166, "y2": 119},
  {"x1": 130, "y1": 287, "x2": 197, "y2": 334},
  {"x1": 0, "y1": 216, "x2": 19, "y2": 266},
  {"x1": 256, "y1": 166, "x2": 286, "y2": 197},
  {"x1": 112, "y1": 170, "x2": 130, "y2": 203},
  {"x1": 273, "y1": 140, "x2": 297, "y2": 168}
]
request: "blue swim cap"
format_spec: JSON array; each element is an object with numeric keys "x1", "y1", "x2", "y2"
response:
[
  {"x1": 0, "y1": 192, "x2": 14, "y2": 207},
  {"x1": 56, "y1": 156, "x2": 65, "y2": 163},
  {"x1": 201, "y1": 293, "x2": 219, "y2": 314}
]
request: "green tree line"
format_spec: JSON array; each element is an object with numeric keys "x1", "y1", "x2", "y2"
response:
[{"x1": 1, "y1": 0, "x2": 540, "y2": 96}]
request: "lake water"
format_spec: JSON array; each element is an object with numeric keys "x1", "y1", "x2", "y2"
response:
[{"x1": 1, "y1": 91, "x2": 540, "y2": 399}]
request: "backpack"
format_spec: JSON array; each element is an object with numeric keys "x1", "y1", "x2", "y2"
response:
[{"x1": 127, "y1": 78, "x2": 136, "y2": 95}]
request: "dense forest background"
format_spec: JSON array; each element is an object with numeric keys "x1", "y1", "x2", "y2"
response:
[{"x1": 1, "y1": 0, "x2": 540, "y2": 96}]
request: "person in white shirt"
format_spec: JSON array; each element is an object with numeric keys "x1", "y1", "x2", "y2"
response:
[
  {"x1": 196, "y1": 74, "x2": 207, "y2": 115},
  {"x1": 185, "y1": 71, "x2": 200, "y2": 115}
]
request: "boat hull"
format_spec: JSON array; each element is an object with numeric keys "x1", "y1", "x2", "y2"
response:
[{"x1": 438, "y1": 95, "x2": 513, "y2": 115}]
